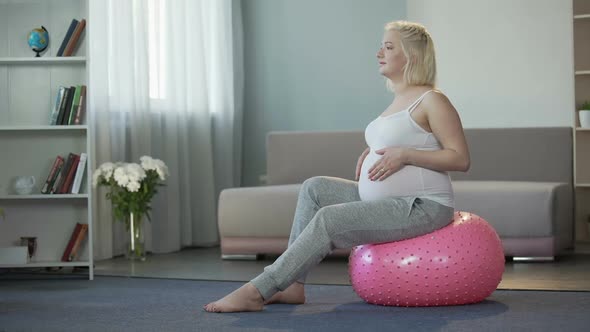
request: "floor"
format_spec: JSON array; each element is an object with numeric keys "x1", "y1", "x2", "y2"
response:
[
  {"x1": 3, "y1": 244, "x2": 590, "y2": 291},
  {"x1": 88, "y1": 244, "x2": 590, "y2": 292}
]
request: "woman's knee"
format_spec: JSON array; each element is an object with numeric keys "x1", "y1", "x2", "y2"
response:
[
  {"x1": 301, "y1": 176, "x2": 330, "y2": 196},
  {"x1": 312, "y1": 206, "x2": 341, "y2": 233},
  {"x1": 302, "y1": 176, "x2": 330, "y2": 189}
]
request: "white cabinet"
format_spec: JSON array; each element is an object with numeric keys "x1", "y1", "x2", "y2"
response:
[{"x1": 0, "y1": 0, "x2": 93, "y2": 279}]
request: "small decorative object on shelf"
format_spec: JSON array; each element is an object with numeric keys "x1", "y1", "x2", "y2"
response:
[
  {"x1": 28, "y1": 26, "x2": 49, "y2": 57},
  {"x1": 93, "y1": 156, "x2": 169, "y2": 261},
  {"x1": 579, "y1": 101, "x2": 590, "y2": 128},
  {"x1": 20, "y1": 236, "x2": 37, "y2": 260},
  {"x1": 13, "y1": 175, "x2": 36, "y2": 195},
  {"x1": 0, "y1": 207, "x2": 5, "y2": 220}
]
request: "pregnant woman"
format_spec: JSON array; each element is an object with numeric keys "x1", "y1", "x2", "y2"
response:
[{"x1": 204, "y1": 20, "x2": 470, "y2": 313}]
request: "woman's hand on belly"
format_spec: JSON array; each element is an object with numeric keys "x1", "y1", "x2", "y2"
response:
[{"x1": 368, "y1": 147, "x2": 408, "y2": 181}]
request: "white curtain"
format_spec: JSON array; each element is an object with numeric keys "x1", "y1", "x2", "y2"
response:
[{"x1": 88, "y1": 0, "x2": 243, "y2": 259}]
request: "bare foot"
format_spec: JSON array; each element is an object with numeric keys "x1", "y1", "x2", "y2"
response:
[
  {"x1": 264, "y1": 282, "x2": 306, "y2": 305},
  {"x1": 203, "y1": 282, "x2": 264, "y2": 313}
]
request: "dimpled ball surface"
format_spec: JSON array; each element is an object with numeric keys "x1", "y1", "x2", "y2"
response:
[{"x1": 348, "y1": 211, "x2": 505, "y2": 307}]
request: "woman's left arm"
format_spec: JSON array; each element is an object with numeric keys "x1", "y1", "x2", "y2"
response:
[
  {"x1": 369, "y1": 92, "x2": 470, "y2": 181},
  {"x1": 404, "y1": 91, "x2": 470, "y2": 172}
]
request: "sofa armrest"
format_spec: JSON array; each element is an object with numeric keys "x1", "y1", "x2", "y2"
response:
[
  {"x1": 218, "y1": 184, "x2": 301, "y2": 237},
  {"x1": 453, "y1": 181, "x2": 573, "y2": 241}
]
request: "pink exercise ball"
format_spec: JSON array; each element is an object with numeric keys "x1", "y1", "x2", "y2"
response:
[{"x1": 348, "y1": 211, "x2": 505, "y2": 307}]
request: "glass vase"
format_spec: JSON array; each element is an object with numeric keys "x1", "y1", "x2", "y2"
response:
[{"x1": 125, "y1": 212, "x2": 146, "y2": 261}]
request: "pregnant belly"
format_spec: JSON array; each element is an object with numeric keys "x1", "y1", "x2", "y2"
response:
[{"x1": 357, "y1": 150, "x2": 449, "y2": 201}]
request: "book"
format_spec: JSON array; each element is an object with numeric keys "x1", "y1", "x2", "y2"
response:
[
  {"x1": 68, "y1": 223, "x2": 88, "y2": 261},
  {"x1": 60, "y1": 86, "x2": 76, "y2": 125},
  {"x1": 49, "y1": 163, "x2": 64, "y2": 194},
  {"x1": 57, "y1": 19, "x2": 79, "y2": 57},
  {"x1": 63, "y1": 19, "x2": 86, "y2": 56},
  {"x1": 51, "y1": 153, "x2": 74, "y2": 194},
  {"x1": 55, "y1": 87, "x2": 72, "y2": 125},
  {"x1": 49, "y1": 87, "x2": 66, "y2": 125},
  {"x1": 41, "y1": 155, "x2": 65, "y2": 194},
  {"x1": 60, "y1": 154, "x2": 80, "y2": 194},
  {"x1": 67, "y1": 86, "x2": 82, "y2": 125},
  {"x1": 61, "y1": 223, "x2": 82, "y2": 262},
  {"x1": 73, "y1": 86, "x2": 87, "y2": 125},
  {"x1": 70, "y1": 153, "x2": 87, "y2": 194}
]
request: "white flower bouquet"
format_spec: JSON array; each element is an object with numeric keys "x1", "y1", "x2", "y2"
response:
[
  {"x1": 93, "y1": 156, "x2": 169, "y2": 260},
  {"x1": 93, "y1": 156, "x2": 169, "y2": 226}
]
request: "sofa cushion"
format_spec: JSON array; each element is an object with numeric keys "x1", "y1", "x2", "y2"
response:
[{"x1": 219, "y1": 181, "x2": 572, "y2": 239}]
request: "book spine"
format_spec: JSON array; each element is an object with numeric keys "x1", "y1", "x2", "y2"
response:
[
  {"x1": 57, "y1": 19, "x2": 79, "y2": 57},
  {"x1": 41, "y1": 155, "x2": 64, "y2": 194},
  {"x1": 68, "y1": 86, "x2": 82, "y2": 125},
  {"x1": 70, "y1": 153, "x2": 87, "y2": 194},
  {"x1": 68, "y1": 224, "x2": 88, "y2": 261},
  {"x1": 63, "y1": 19, "x2": 86, "y2": 57},
  {"x1": 61, "y1": 223, "x2": 82, "y2": 262},
  {"x1": 52, "y1": 153, "x2": 74, "y2": 194},
  {"x1": 61, "y1": 154, "x2": 80, "y2": 194},
  {"x1": 49, "y1": 164, "x2": 65, "y2": 194},
  {"x1": 60, "y1": 86, "x2": 76, "y2": 125},
  {"x1": 73, "y1": 85, "x2": 87, "y2": 125},
  {"x1": 55, "y1": 87, "x2": 71, "y2": 125},
  {"x1": 49, "y1": 87, "x2": 65, "y2": 125}
]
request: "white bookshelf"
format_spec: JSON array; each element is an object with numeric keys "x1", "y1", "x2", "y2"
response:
[
  {"x1": 0, "y1": 194, "x2": 89, "y2": 200},
  {"x1": 573, "y1": 0, "x2": 590, "y2": 243},
  {"x1": 0, "y1": 0, "x2": 93, "y2": 279},
  {"x1": 0, "y1": 56, "x2": 86, "y2": 65},
  {"x1": 0, "y1": 261, "x2": 90, "y2": 268},
  {"x1": 0, "y1": 125, "x2": 88, "y2": 131}
]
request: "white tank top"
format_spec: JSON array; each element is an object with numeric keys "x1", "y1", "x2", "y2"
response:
[{"x1": 358, "y1": 90, "x2": 454, "y2": 208}]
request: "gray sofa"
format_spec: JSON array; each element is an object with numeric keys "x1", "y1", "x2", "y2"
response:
[{"x1": 218, "y1": 127, "x2": 574, "y2": 260}]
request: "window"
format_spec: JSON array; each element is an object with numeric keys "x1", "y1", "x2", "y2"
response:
[{"x1": 148, "y1": 0, "x2": 167, "y2": 100}]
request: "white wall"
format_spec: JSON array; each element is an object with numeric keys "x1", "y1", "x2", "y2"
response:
[
  {"x1": 241, "y1": 0, "x2": 406, "y2": 186},
  {"x1": 407, "y1": 0, "x2": 574, "y2": 128}
]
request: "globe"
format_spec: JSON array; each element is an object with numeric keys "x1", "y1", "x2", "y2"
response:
[{"x1": 28, "y1": 26, "x2": 49, "y2": 57}]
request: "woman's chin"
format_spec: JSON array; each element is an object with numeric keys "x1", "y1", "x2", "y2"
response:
[{"x1": 378, "y1": 68, "x2": 395, "y2": 77}]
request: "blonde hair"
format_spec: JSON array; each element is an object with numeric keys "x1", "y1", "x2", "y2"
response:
[{"x1": 384, "y1": 21, "x2": 436, "y2": 90}]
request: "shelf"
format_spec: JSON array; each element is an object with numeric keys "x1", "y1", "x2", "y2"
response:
[
  {"x1": 0, "y1": 261, "x2": 90, "y2": 268},
  {"x1": 0, "y1": 0, "x2": 93, "y2": 281},
  {"x1": 0, "y1": 125, "x2": 87, "y2": 131},
  {"x1": 0, "y1": 57, "x2": 86, "y2": 65},
  {"x1": 575, "y1": 183, "x2": 590, "y2": 188},
  {"x1": 0, "y1": 194, "x2": 88, "y2": 200},
  {"x1": 574, "y1": 14, "x2": 590, "y2": 20},
  {"x1": 575, "y1": 70, "x2": 590, "y2": 75}
]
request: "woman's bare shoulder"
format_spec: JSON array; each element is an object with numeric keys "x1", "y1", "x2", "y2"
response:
[{"x1": 423, "y1": 89, "x2": 454, "y2": 110}]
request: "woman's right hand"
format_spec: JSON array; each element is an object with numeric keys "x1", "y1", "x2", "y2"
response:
[{"x1": 355, "y1": 147, "x2": 370, "y2": 181}]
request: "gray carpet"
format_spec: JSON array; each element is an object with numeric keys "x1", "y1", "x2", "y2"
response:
[{"x1": 1, "y1": 275, "x2": 589, "y2": 332}]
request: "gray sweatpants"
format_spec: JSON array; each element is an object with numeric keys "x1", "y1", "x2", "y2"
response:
[{"x1": 250, "y1": 176, "x2": 454, "y2": 300}]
